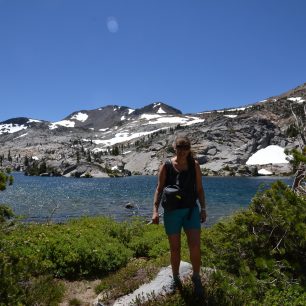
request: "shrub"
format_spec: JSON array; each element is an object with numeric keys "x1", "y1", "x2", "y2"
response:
[{"x1": 201, "y1": 181, "x2": 306, "y2": 304}]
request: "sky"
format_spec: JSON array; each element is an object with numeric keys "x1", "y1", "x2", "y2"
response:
[{"x1": 0, "y1": 0, "x2": 306, "y2": 122}]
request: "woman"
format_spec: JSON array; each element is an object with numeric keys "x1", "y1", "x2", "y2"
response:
[{"x1": 152, "y1": 135, "x2": 207, "y2": 296}]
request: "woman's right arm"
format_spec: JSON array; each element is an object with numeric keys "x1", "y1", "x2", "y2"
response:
[{"x1": 152, "y1": 163, "x2": 166, "y2": 224}]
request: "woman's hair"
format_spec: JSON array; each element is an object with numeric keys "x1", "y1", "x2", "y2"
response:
[{"x1": 173, "y1": 134, "x2": 191, "y2": 148}]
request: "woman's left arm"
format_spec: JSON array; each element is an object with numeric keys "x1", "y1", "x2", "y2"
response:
[{"x1": 195, "y1": 160, "x2": 207, "y2": 223}]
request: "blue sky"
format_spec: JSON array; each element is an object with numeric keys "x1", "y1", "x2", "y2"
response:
[{"x1": 0, "y1": 0, "x2": 306, "y2": 122}]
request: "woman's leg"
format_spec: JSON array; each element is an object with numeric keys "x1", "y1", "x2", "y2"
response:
[
  {"x1": 167, "y1": 233, "x2": 181, "y2": 276},
  {"x1": 184, "y1": 229, "x2": 201, "y2": 275}
]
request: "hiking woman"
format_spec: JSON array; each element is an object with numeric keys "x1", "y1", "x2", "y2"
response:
[{"x1": 151, "y1": 135, "x2": 207, "y2": 295}]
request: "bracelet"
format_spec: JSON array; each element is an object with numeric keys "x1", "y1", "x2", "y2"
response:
[{"x1": 201, "y1": 208, "x2": 206, "y2": 212}]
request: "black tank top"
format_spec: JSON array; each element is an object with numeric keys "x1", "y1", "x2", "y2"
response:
[{"x1": 164, "y1": 160, "x2": 197, "y2": 208}]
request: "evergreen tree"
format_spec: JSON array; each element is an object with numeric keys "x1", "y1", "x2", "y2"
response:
[
  {"x1": 86, "y1": 151, "x2": 92, "y2": 162},
  {"x1": 111, "y1": 145, "x2": 119, "y2": 156},
  {"x1": 76, "y1": 151, "x2": 80, "y2": 164},
  {"x1": 7, "y1": 150, "x2": 12, "y2": 162},
  {"x1": 39, "y1": 161, "x2": 47, "y2": 174}
]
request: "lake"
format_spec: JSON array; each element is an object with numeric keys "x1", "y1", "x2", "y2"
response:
[{"x1": 0, "y1": 173, "x2": 292, "y2": 227}]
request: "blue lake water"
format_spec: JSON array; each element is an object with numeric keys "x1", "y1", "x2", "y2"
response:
[{"x1": 0, "y1": 173, "x2": 292, "y2": 227}]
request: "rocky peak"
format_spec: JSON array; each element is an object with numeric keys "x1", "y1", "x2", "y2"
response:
[
  {"x1": 133, "y1": 102, "x2": 182, "y2": 116},
  {"x1": 61, "y1": 105, "x2": 133, "y2": 130}
]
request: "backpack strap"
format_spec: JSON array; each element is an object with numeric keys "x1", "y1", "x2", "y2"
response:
[{"x1": 164, "y1": 159, "x2": 179, "y2": 186}]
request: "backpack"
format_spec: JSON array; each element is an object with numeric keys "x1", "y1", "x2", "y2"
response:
[{"x1": 160, "y1": 159, "x2": 196, "y2": 212}]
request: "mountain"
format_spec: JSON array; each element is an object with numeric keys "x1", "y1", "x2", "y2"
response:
[{"x1": 0, "y1": 83, "x2": 305, "y2": 177}]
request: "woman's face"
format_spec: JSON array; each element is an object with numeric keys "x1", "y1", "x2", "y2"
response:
[{"x1": 174, "y1": 142, "x2": 190, "y2": 158}]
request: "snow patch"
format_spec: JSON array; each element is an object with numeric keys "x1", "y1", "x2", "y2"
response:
[
  {"x1": 49, "y1": 120, "x2": 75, "y2": 130},
  {"x1": 140, "y1": 114, "x2": 162, "y2": 120},
  {"x1": 128, "y1": 108, "x2": 135, "y2": 114},
  {"x1": 157, "y1": 107, "x2": 166, "y2": 114},
  {"x1": 224, "y1": 114, "x2": 237, "y2": 118},
  {"x1": 0, "y1": 123, "x2": 28, "y2": 135},
  {"x1": 13, "y1": 133, "x2": 28, "y2": 139},
  {"x1": 246, "y1": 145, "x2": 290, "y2": 165},
  {"x1": 144, "y1": 115, "x2": 204, "y2": 126},
  {"x1": 258, "y1": 169, "x2": 273, "y2": 176},
  {"x1": 92, "y1": 127, "x2": 167, "y2": 147},
  {"x1": 27, "y1": 119, "x2": 42, "y2": 123},
  {"x1": 91, "y1": 148, "x2": 107, "y2": 153},
  {"x1": 287, "y1": 97, "x2": 305, "y2": 103},
  {"x1": 121, "y1": 116, "x2": 126, "y2": 121},
  {"x1": 153, "y1": 102, "x2": 161, "y2": 108},
  {"x1": 226, "y1": 107, "x2": 246, "y2": 111},
  {"x1": 71, "y1": 112, "x2": 88, "y2": 122},
  {"x1": 182, "y1": 117, "x2": 205, "y2": 126}
]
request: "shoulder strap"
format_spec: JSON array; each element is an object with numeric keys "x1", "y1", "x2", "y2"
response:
[{"x1": 164, "y1": 159, "x2": 179, "y2": 186}]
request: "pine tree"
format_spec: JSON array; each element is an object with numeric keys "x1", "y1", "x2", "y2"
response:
[
  {"x1": 76, "y1": 151, "x2": 80, "y2": 164},
  {"x1": 7, "y1": 150, "x2": 12, "y2": 162},
  {"x1": 86, "y1": 151, "x2": 92, "y2": 162}
]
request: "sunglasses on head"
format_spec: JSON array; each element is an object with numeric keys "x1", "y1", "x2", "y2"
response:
[{"x1": 176, "y1": 144, "x2": 190, "y2": 150}]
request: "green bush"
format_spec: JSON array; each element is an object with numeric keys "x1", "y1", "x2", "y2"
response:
[
  {"x1": 129, "y1": 224, "x2": 168, "y2": 258},
  {"x1": 1, "y1": 180, "x2": 305, "y2": 305},
  {"x1": 201, "y1": 181, "x2": 306, "y2": 304},
  {"x1": 263, "y1": 285, "x2": 306, "y2": 306}
]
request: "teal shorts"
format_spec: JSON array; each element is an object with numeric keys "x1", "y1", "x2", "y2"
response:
[{"x1": 163, "y1": 206, "x2": 201, "y2": 235}]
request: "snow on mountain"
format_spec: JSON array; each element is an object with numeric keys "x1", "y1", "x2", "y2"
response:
[
  {"x1": 246, "y1": 145, "x2": 290, "y2": 165},
  {"x1": 13, "y1": 133, "x2": 28, "y2": 140},
  {"x1": 0, "y1": 118, "x2": 43, "y2": 135},
  {"x1": 287, "y1": 97, "x2": 305, "y2": 103},
  {"x1": 0, "y1": 123, "x2": 28, "y2": 135},
  {"x1": 28, "y1": 119, "x2": 42, "y2": 123},
  {"x1": 49, "y1": 120, "x2": 75, "y2": 130},
  {"x1": 70, "y1": 112, "x2": 89, "y2": 122},
  {"x1": 86, "y1": 127, "x2": 168, "y2": 147},
  {"x1": 224, "y1": 114, "x2": 238, "y2": 118},
  {"x1": 258, "y1": 169, "x2": 273, "y2": 176}
]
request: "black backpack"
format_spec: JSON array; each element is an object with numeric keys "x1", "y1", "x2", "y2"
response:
[{"x1": 160, "y1": 159, "x2": 196, "y2": 213}]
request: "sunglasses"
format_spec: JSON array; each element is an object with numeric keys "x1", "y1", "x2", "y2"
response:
[{"x1": 176, "y1": 144, "x2": 190, "y2": 150}]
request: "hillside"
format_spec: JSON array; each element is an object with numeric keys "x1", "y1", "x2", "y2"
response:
[{"x1": 0, "y1": 83, "x2": 305, "y2": 177}]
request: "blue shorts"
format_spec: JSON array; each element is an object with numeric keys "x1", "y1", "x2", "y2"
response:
[{"x1": 163, "y1": 206, "x2": 201, "y2": 235}]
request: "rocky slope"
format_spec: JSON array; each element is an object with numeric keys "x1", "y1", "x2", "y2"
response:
[{"x1": 0, "y1": 84, "x2": 305, "y2": 177}]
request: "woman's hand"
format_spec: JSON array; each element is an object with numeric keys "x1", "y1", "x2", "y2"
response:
[
  {"x1": 152, "y1": 211, "x2": 159, "y2": 224},
  {"x1": 200, "y1": 210, "x2": 207, "y2": 223}
]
